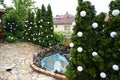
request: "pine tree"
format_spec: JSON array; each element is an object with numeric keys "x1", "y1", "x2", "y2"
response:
[{"x1": 66, "y1": 0, "x2": 120, "y2": 80}]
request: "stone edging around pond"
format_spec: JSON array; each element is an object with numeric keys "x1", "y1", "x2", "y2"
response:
[
  {"x1": 30, "y1": 63, "x2": 69, "y2": 80},
  {"x1": 33, "y1": 45, "x2": 70, "y2": 67}
]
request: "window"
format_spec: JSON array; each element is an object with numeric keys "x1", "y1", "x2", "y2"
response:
[{"x1": 64, "y1": 26, "x2": 70, "y2": 32}]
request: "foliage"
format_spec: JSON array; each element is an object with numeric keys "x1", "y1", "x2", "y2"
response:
[
  {"x1": 3, "y1": 8, "x2": 20, "y2": 42},
  {"x1": 37, "y1": 4, "x2": 54, "y2": 47},
  {"x1": 3, "y1": 0, "x2": 34, "y2": 42},
  {"x1": 66, "y1": 0, "x2": 120, "y2": 80},
  {"x1": 5, "y1": 32, "x2": 17, "y2": 42},
  {"x1": 2, "y1": 1, "x2": 61, "y2": 47},
  {"x1": 22, "y1": 4, "x2": 55, "y2": 47},
  {"x1": 0, "y1": 0, "x2": 4, "y2": 4},
  {"x1": 53, "y1": 31, "x2": 66, "y2": 45}
]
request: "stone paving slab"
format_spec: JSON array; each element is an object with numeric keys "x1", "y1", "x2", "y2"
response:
[{"x1": 0, "y1": 42, "x2": 58, "y2": 80}]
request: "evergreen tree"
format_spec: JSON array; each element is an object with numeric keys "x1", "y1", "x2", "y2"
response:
[
  {"x1": 39, "y1": 4, "x2": 47, "y2": 46},
  {"x1": 65, "y1": 0, "x2": 103, "y2": 79},
  {"x1": 102, "y1": 0, "x2": 120, "y2": 79},
  {"x1": 36, "y1": 8, "x2": 42, "y2": 44},
  {"x1": 39, "y1": 4, "x2": 54, "y2": 47},
  {"x1": 46, "y1": 4, "x2": 54, "y2": 46},
  {"x1": 66, "y1": 0, "x2": 120, "y2": 80},
  {"x1": 23, "y1": 10, "x2": 35, "y2": 42}
]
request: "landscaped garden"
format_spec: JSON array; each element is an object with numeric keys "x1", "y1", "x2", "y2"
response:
[{"x1": 0, "y1": 0, "x2": 120, "y2": 80}]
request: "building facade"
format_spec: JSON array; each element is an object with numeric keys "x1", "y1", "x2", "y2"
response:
[{"x1": 53, "y1": 12, "x2": 75, "y2": 33}]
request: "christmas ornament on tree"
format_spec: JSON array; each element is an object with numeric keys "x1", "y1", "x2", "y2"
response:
[
  {"x1": 80, "y1": 11, "x2": 86, "y2": 17},
  {"x1": 112, "y1": 64, "x2": 119, "y2": 71},
  {"x1": 77, "y1": 66, "x2": 83, "y2": 72},
  {"x1": 92, "y1": 51, "x2": 98, "y2": 56},
  {"x1": 69, "y1": 43, "x2": 74, "y2": 48},
  {"x1": 110, "y1": 31, "x2": 117, "y2": 38},
  {"x1": 49, "y1": 43, "x2": 51, "y2": 46},
  {"x1": 92, "y1": 22, "x2": 98, "y2": 28},
  {"x1": 41, "y1": 19, "x2": 43, "y2": 22},
  {"x1": 77, "y1": 31, "x2": 83, "y2": 37},
  {"x1": 100, "y1": 72, "x2": 106, "y2": 78},
  {"x1": 112, "y1": 9, "x2": 120, "y2": 16},
  {"x1": 77, "y1": 47, "x2": 83, "y2": 52},
  {"x1": 72, "y1": 21, "x2": 76, "y2": 26},
  {"x1": 51, "y1": 35, "x2": 53, "y2": 37}
]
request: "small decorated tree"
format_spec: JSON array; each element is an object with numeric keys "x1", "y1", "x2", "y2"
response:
[
  {"x1": 23, "y1": 9, "x2": 35, "y2": 42},
  {"x1": 45, "y1": 4, "x2": 54, "y2": 46},
  {"x1": 35, "y1": 8, "x2": 42, "y2": 44},
  {"x1": 39, "y1": 4, "x2": 54, "y2": 47}
]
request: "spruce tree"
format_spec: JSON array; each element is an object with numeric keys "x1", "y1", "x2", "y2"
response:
[{"x1": 66, "y1": 0, "x2": 120, "y2": 80}]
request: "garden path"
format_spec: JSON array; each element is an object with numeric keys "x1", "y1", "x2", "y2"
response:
[{"x1": 0, "y1": 42, "x2": 57, "y2": 80}]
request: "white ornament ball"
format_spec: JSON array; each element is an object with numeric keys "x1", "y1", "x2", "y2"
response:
[
  {"x1": 11, "y1": 37, "x2": 13, "y2": 40},
  {"x1": 72, "y1": 22, "x2": 76, "y2": 26},
  {"x1": 80, "y1": 11, "x2": 86, "y2": 17},
  {"x1": 92, "y1": 22, "x2": 98, "y2": 28},
  {"x1": 49, "y1": 43, "x2": 51, "y2": 45},
  {"x1": 69, "y1": 43, "x2": 74, "y2": 48},
  {"x1": 110, "y1": 31, "x2": 117, "y2": 38},
  {"x1": 92, "y1": 51, "x2": 98, "y2": 56},
  {"x1": 112, "y1": 64, "x2": 119, "y2": 71},
  {"x1": 77, "y1": 47, "x2": 83, "y2": 52},
  {"x1": 100, "y1": 72, "x2": 106, "y2": 78},
  {"x1": 46, "y1": 36, "x2": 48, "y2": 38},
  {"x1": 77, "y1": 31, "x2": 83, "y2": 37},
  {"x1": 112, "y1": 9, "x2": 120, "y2": 16},
  {"x1": 77, "y1": 66, "x2": 83, "y2": 72}
]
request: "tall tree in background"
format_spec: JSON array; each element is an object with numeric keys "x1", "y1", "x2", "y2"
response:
[
  {"x1": 39, "y1": 4, "x2": 47, "y2": 46},
  {"x1": 46, "y1": 4, "x2": 54, "y2": 46},
  {"x1": 39, "y1": 4, "x2": 54, "y2": 47},
  {"x1": 24, "y1": 10, "x2": 35, "y2": 42},
  {"x1": 66, "y1": 0, "x2": 120, "y2": 80},
  {"x1": 36, "y1": 8, "x2": 42, "y2": 44},
  {"x1": 13, "y1": 0, "x2": 34, "y2": 23}
]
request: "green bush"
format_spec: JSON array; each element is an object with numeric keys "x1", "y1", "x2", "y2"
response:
[
  {"x1": 5, "y1": 32, "x2": 17, "y2": 42},
  {"x1": 52, "y1": 31, "x2": 66, "y2": 45}
]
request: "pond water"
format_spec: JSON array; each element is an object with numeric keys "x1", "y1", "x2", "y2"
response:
[{"x1": 40, "y1": 53, "x2": 69, "y2": 73}]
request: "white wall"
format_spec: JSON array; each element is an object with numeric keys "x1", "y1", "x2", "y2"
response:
[{"x1": 54, "y1": 24, "x2": 73, "y2": 32}]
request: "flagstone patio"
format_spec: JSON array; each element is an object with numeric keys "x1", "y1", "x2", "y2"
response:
[{"x1": 0, "y1": 42, "x2": 58, "y2": 80}]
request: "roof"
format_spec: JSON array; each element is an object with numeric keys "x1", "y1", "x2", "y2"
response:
[{"x1": 53, "y1": 12, "x2": 75, "y2": 25}]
